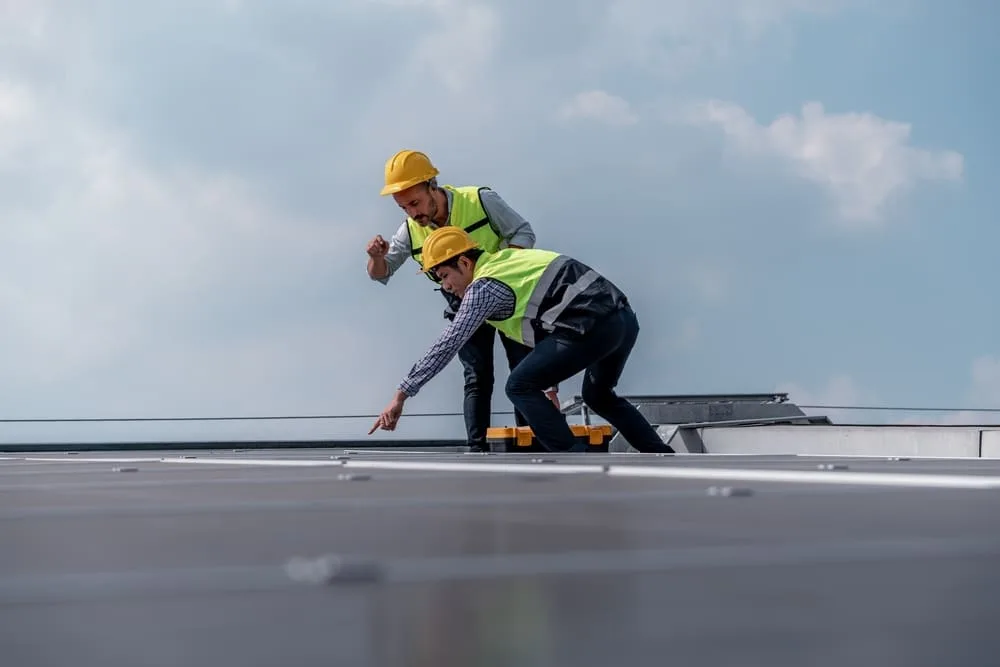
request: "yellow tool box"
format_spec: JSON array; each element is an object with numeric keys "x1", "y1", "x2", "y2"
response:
[{"x1": 486, "y1": 424, "x2": 614, "y2": 453}]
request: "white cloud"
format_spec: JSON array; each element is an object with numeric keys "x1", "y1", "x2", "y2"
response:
[
  {"x1": 669, "y1": 316, "x2": 700, "y2": 350},
  {"x1": 0, "y1": 1, "x2": 524, "y2": 445},
  {"x1": 970, "y1": 355, "x2": 1000, "y2": 406},
  {"x1": 777, "y1": 374, "x2": 874, "y2": 423},
  {"x1": 0, "y1": 0, "x2": 49, "y2": 38},
  {"x1": 893, "y1": 357, "x2": 1000, "y2": 426},
  {"x1": 0, "y1": 0, "x2": 977, "y2": 447},
  {"x1": 405, "y1": 2, "x2": 499, "y2": 94},
  {"x1": 779, "y1": 374, "x2": 865, "y2": 406},
  {"x1": 683, "y1": 263, "x2": 728, "y2": 302},
  {"x1": 782, "y1": 359, "x2": 1000, "y2": 427},
  {"x1": 0, "y1": 80, "x2": 33, "y2": 123},
  {"x1": 362, "y1": 0, "x2": 451, "y2": 6},
  {"x1": 558, "y1": 90, "x2": 638, "y2": 126},
  {"x1": 341, "y1": 0, "x2": 504, "y2": 155},
  {"x1": 0, "y1": 68, "x2": 360, "y2": 409},
  {"x1": 595, "y1": 0, "x2": 847, "y2": 75},
  {"x1": 925, "y1": 356, "x2": 1000, "y2": 424},
  {"x1": 680, "y1": 100, "x2": 964, "y2": 227}
]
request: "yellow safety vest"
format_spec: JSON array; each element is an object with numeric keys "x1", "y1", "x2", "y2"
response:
[
  {"x1": 470, "y1": 247, "x2": 572, "y2": 346},
  {"x1": 407, "y1": 185, "x2": 504, "y2": 281},
  {"x1": 473, "y1": 246, "x2": 628, "y2": 345}
]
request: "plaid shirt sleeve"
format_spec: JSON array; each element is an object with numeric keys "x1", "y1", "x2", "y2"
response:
[{"x1": 398, "y1": 279, "x2": 516, "y2": 397}]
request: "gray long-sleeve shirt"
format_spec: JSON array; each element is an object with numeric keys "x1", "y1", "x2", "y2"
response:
[{"x1": 370, "y1": 187, "x2": 536, "y2": 284}]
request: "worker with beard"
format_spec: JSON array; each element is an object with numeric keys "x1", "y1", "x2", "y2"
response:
[
  {"x1": 369, "y1": 226, "x2": 674, "y2": 455},
  {"x1": 366, "y1": 150, "x2": 559, "y2": 452}
]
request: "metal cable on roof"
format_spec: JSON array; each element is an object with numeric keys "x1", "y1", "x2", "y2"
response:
[
  {"x1": 798, "y1": 405, "x2": 1000, "y2": 413},
  {"x1": 0, "y1": 410, "x2": 514, "y2": 422},
  {"x1": 0, "y1": 404, "x2": 998, "y2": 423}
]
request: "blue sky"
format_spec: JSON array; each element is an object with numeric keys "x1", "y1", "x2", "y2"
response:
[{"x1": 0, "y1": 0, "x2": 995, "y2": 444}]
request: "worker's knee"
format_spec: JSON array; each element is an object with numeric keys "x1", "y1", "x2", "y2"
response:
[
  {"x1": 505, "y1": 370, "x2": 536, "y2": 399},
  {"x1": 581, "y1": 381, "x2": 616, "y2": 411},
  {"x1": 504, "y1": 372, "x2": 523, "y2": 399}
]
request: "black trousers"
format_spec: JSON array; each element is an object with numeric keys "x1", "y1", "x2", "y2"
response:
[
  {"x1": 505, "y1": 305, "x2": 674, "y2": 454},
  {"x1": 457, "y1": 322, "x2": 532, "y2": 449}
]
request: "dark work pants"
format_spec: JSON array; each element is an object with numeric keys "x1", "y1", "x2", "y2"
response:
[
  {"x1": 457, "y1": 322, "x2": 533, "y2": 449},
  {"x1": 505, "y1": 305, "x2": 674, "y2": 453}
]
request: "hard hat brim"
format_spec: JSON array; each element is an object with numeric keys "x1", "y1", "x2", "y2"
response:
[
  {"x1": 419, "y1": 240, "x2": 478, "y2": 274},
  {"x1": 380, "y1": 177, "x2": 422, "y2": 196},
  {"x1": 379, "y1": 171, "x2": 440, "y2": 196}
]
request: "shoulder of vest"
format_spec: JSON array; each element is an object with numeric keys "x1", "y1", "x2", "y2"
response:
[{"x1": 444, "y1": 184, "x2": 492, "y2": 195}]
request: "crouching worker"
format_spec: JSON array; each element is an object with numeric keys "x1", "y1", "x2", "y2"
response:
[{"x1": 368, "y1": 227, "x2": 674, "y2": 454}]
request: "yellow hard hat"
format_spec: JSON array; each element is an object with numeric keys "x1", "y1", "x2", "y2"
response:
[
  {"x1": 420, "y1": 226, "x2": 479, "y2": 273},
  {"x1": 380, "y1": 149, "x2": 439, "y2": 196}
]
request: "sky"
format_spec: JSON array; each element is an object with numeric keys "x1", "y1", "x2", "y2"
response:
[{"x1": 0, "y1": 0, "x2": 996, "y2": 445}]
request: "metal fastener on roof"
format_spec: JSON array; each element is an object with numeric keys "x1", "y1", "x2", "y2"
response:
[
  {"x1": 337, "y1": 473, "x2": 371, "y2": 481},
  {"x1": 520, "y1": 474, "x2": 557, "y2": 482},
  {"x1": 285, "y1": 554, "x2": 384, "y2": 585},
  {"x1": 707, "y1": 486, "x2": 754, "y2": 497}
]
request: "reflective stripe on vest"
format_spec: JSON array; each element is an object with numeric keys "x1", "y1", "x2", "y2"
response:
[
  {"x1": 472, "y1": 248, "x2": 600, "y2": 347},
  {"x1": 407, "y1": 186, "x2": 503, "y2": 276}
]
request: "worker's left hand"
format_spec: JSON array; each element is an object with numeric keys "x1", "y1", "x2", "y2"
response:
[
  {"x1": 368, "y1": 392, "x2": 406, "y2": 434},
  {"x1": 544, "y1": 389, "x2": 560, "y2": 409}
]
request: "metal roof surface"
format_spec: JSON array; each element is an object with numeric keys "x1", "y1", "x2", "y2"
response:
[{"x1": 3, "y1": 447, "x2": 1000, "y2": 666}]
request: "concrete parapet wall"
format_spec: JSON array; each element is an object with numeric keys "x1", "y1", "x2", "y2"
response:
[
  {"x1": 980, "y1": 430, "x2": 1000, "y2": 458},
  {"x1": 699, "y1": 424, "x2": 984, "y2": 458}
]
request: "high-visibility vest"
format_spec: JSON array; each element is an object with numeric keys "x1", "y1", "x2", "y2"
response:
[
  {"x1": 472, "y1": 247, "x2": 628, "y2": 346},
  {"x1": 407, "y1": 185, "x2": 503, "y2": 282}
]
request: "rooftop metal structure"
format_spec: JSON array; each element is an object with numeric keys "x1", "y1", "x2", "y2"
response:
[{"x1": 561, "y1": 391, "x2": 814, "y2": 425}]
